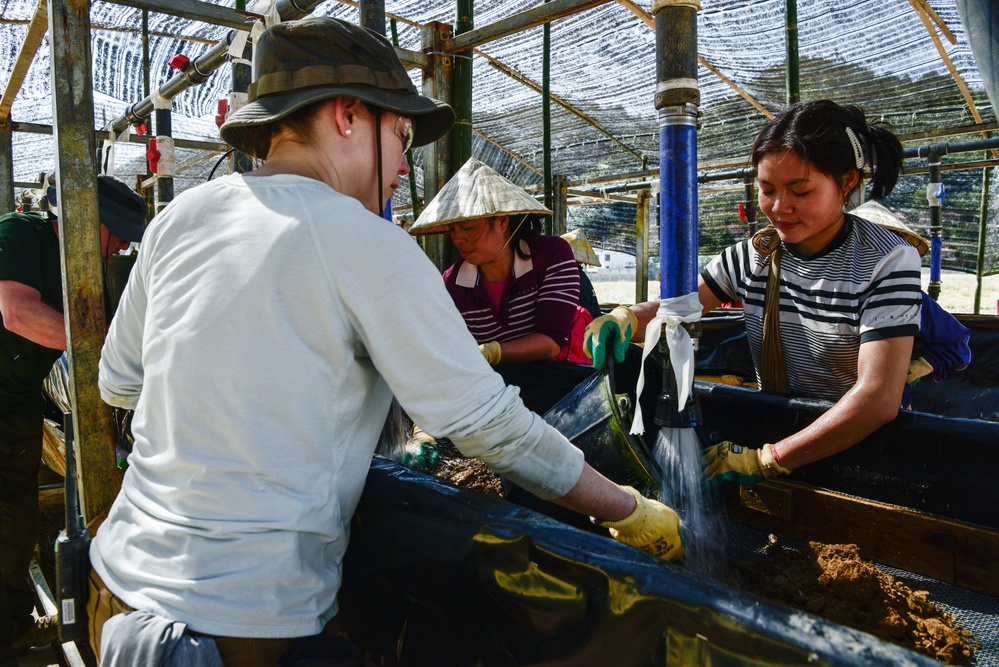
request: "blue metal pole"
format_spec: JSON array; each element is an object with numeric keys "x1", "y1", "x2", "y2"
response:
[
  {"x1": 653, "y1": 0, "x2": 700, "y2": 300},
  {"x1": 659, "y1": 110, "x2": 698, "y2": 299},
  {"x1": 653, "y1": 0, "x2": 701, "y2": 429}
]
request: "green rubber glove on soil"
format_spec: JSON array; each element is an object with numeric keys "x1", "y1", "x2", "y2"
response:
[
  {"x1": 600, "y1": 486, "x2": 685, "y2": 562},
  {"x1": 403, "y1": 425, "x2": 440, "y2": 472},
  {"x1": 700, "y1": 442, "x2": 790, "y2": 487},
  {"x1": 583, "y1": 306, "x2": 638, "y2": 371}
]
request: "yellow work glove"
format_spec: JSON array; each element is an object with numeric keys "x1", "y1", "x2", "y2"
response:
[
  {"x1": 700, "y1": 441, "x2": 790, "y2": 488},
  {"x1": 907, "y1": 357, "x2": 933, "y2": 385},
  {"x1": 479, "y1": 341, "x2": 502, "y2": 366},
  {"x1": 402, "y1": 424, "x2": 439, "y2": 472},
  {"x1": 600, "y1": 486, "x2": 684, "y2": 562},
  {"x1": 583, "y1": 306, "x2": 638, "y2": 371}
]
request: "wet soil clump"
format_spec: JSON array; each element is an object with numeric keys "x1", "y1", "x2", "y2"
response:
[
  {"x1": 737, "y1": 539, "x2": 976, "y2": 665},
  {"x1": 430, "y1": 439, "x2": 504, "y2": 497}
]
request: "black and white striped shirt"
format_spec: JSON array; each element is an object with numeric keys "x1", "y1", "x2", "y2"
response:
[{"x1": 702, "y1": 215, "x2": 922, "y2": 401}]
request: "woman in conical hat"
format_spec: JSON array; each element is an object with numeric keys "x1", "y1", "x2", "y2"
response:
[{"x1": 411, "y1": 157, "x2": 588, "y2": 365}]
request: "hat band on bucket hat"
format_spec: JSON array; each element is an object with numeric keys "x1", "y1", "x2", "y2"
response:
[{"x1": 249, "y1": 64, "x2": 411, "y2": 102}]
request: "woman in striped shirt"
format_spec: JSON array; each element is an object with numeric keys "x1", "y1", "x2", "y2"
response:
[{"x1": 586, "y1": 100, "x2": 921, "y2": 483}]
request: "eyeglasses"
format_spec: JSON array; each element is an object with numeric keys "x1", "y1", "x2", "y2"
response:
[{"x1": 395, "y1": 115, "x2": 414, "y2": 154}]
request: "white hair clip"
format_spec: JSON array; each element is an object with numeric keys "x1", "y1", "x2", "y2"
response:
[{"x1": 844, "y1": 127, "x2": 866, "y2": 170}]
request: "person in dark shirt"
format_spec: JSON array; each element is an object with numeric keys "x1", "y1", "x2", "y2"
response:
[
  {"x1": 0, "y1": 175, "x2": 145, "y2": 663},
  {"x1": 561, "y1": 228, "x2": 602, "y2": 320}
]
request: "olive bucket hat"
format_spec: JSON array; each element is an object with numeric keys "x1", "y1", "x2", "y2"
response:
[{"x1": 220, "y1": 17, "x2": 455, "y2": 158}]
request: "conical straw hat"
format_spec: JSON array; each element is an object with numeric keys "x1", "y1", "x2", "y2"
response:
[
  {"x1": 409, "y1": 157, "x2": 552, "y2": 235},
  {"x1": 851, "y1": 200, "x2": 929, "y2": 256},
  {"x1": 560, "y1": 228, "x2": 601, "y2": 266}
]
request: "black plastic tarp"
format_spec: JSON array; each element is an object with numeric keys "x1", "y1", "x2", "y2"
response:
[{"x1": 339, "y1": 457, "x2": 943, "y2": 667}]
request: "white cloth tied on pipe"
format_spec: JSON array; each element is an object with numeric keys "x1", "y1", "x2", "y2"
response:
[
  {"x1": 155, "y1": 136, "x2": 176, "y2": 177},
  {"x1": 629, "y1": 292, "x2": 702, "y2": 435},
  {"x1": 228, "y1": 0, "x2": 281, "y2": 69},
  {"x1": 150, "y1": 88, "x2": 172, "y2": 111}
]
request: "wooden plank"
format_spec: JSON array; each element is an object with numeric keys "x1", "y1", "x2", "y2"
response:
[{"x1": 727, "y1": 479, "x2": 999, "y2": 598}]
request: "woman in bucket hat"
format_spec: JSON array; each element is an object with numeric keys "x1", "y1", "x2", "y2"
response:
[{"x1": 91, "y1": 17, "x2": 684, "y2": 665}]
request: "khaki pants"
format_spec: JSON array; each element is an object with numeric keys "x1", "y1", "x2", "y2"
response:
[{"x1": 87, "y1": 569, "x2": 346, "y2": 666}]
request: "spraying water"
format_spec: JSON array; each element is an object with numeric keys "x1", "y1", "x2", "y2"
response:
[{"x1": 654, "y1": 425, "x2": 728, "y2": 580}]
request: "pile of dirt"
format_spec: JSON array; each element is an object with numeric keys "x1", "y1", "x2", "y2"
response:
[
  {"x1": 430, "y1": 439, "x2": 504, "y2": 497},
  {"x1": 737, "y1": 539, "x2": 977, "y2": 665}
]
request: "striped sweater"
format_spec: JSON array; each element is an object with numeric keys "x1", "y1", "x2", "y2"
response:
[
  {"x1": 701, "y1": 215, "x2": 922, "y2": 401},
  {"x1": 444, "y1": 235, "x2": 580, "y2": 347}
]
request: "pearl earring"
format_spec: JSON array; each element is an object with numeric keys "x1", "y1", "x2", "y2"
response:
[{"x1": 345, "y1": 129, "x2": 352, "y2": 136}]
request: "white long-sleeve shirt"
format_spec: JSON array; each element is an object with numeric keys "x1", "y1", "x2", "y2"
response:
[{"x1": 93, "y1": 173, "x2": 584, "y2": 638}]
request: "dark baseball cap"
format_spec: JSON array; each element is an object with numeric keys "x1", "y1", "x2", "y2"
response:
[
  {"x1": 47, "y1": 175, "x2": 147, "y2": 242},
  {"x1": 220, "y1": 17, "x2": 455, "y2": 159}
]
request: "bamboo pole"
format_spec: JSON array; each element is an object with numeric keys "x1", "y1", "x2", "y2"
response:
[
  {"x1": 390, "y1": 19, "x2": 422, "y2": 219},
  {"x1": 785, "y1": 0, "x2": 799, "y2": 105},
  {"x1": 552, "y1": 173, "x2": 568, "y2": 235},
  {"x1": 0, "y1": 121, "x2": 12, "y2": 212},
  {"x1": 102, "y1": 0, "x2": 260, "y2": 32},
  {"x1": 449, "y1": 0, "x2": 613, "y2": 53},
  {"x1": 543, "y1": 3, "x2": 553, "y2": 214},
  {"x1": 420, "y1": 21, "x2": 456, "y2": 271},
  {"x1": 0, "y1": 0, "x2": 48, "y2": 124},
  {"x1": 452, "y1": 0, "x2": 473, "y2": 173},
  {"x1": 472, "y1": 128, "x2": 541, "y2": 176},
  {"x1": 636, "y1": 188, "x2": 650, "y2": 303}
]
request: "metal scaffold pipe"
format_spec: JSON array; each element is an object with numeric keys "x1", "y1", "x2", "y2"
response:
[
  {"x1": 926, "y1": 149, "x2": 944, "y2": 301},
  {"x1": 108, "y1": 0, "x2": 326, "y2": 136}
]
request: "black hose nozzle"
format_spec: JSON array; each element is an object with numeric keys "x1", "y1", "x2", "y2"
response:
[{"x1": 654, "y1": 335, "x2": 701, "y2": 428}]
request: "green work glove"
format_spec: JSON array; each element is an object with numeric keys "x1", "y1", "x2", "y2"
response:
[
  {"x1": 479, "y1": 341, "x2": 502, "y2": 366},
  {"x1": 402, "y1": 424, "x2": 440, "y2": 472},
  {"x1": 600, "y1": 486, "x2": 685, "y2": 562},
  {"x1": 583, "y1": 306, "x2": 638, "y2": 371},
  {"x1": 700, "y1": 442, "x2": 790, "y2": 488}
]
